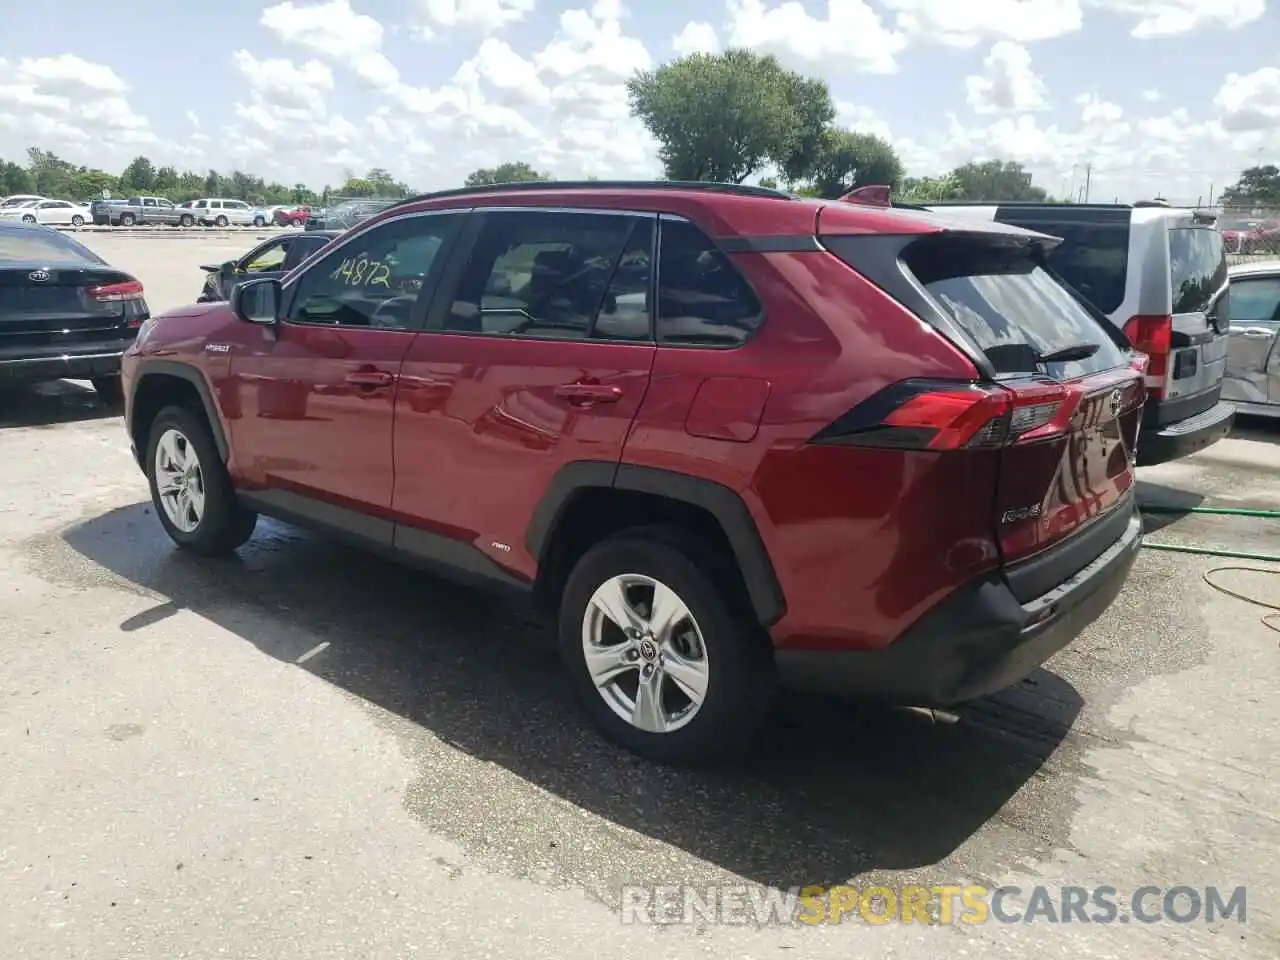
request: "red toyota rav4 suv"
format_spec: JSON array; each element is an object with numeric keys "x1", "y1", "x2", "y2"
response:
[{"x1": 121, "y1": 181, "x2": 1146, "y2": 764}]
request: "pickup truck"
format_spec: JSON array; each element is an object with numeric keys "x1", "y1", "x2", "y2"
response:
[{"x1": 92, "y1": 196, "x2": 195, "y2": 227}]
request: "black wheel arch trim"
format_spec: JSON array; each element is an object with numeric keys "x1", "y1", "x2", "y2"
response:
[
  {"x1": 525, "y1": 460, "x2": 787, "y2": 627},
  {"x1": 129, "y1": 359, "x2": 229, "y2": 461}
]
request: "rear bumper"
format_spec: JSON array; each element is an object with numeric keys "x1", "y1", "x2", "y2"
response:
[
  {"x1": 774, "y1": 509, "x2": 1142, "y2": 706},
  {"x1": 0, "y1": 350, "x2": 124, "y2": 384},
  {"x1": 1136, "y1": 400, "x2": 1235, "y2": 466}
]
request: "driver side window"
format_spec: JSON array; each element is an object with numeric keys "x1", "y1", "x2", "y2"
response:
[
  {"x1": 243, "y1": 238, "x2": 291, "y2": 273},
  {"x1": 286, "y1": 213, "x2": 460, "y2": 330}
]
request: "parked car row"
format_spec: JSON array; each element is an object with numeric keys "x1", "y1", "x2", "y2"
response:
[
  {"x1": 90, "y1": 197, "x2": 284, "y2": 228},
  {"x1": 0, "y1": 196, "x2": 91, "y2": 226}
]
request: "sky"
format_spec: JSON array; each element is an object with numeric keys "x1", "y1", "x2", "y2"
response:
[{"x1": 1, "y1": 0, "x2": 1278, "y2": 204}]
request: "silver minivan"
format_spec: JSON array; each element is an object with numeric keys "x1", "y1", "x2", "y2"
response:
[
  {"x1": 192, "y1": 198, "x2": 257, "y2": 227},
  {"x1": 918, "y1": 201, "x2": 1235, "y2": 464}
]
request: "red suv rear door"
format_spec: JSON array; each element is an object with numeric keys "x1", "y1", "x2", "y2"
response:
[{"x1": 391, "y1": 208, "x2": 657, "y2": 581}]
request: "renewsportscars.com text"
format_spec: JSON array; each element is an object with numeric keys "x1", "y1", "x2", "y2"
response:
[{"x1": 619, "y1": 884, "x2": 1247, "y2": 926}]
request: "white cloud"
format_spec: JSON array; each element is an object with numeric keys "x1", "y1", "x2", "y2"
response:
[
  {"x1": 965, "y1": 41, "x2": 1049, "y2": 114},
  {"x1": 411, "y1": 0, "x2": 536, "y2": 40},
  {"x1": 453, "y1": 38, "x2": 550, "y2": 107},
  {"x1": 878, "y1": 0, "x2": 1083, "y2": 47},
  {"x1": 185, "y1": 109, "x2": 200, "y2": 127},
  {"x1": 1214, "y1": 67, "x2": 1280, "y2": 132},
  {"x1": 534, "y1": 2, "x2": 652, "y2": 82},
  {"x1": 671, "y1": 21, "x2": 721, "y2": 56},
  {"x1": 726, "y1": 0, "x2": 906, "y2": 73},
  {"x1": 231, "y1": 50, "x2": 334, "y2": 116},
  {"x1": 260, "y1": 0, "x2": 399, "y2": 90},
  {"x1": 0, "y1": 54, "x2": 156, "y2": 166},
  {"x1": 1088, "y1": 0, "x2": 1265, "y2": 37},
  {"x1": 1141, "y1": 88, "x2": 1161, "y2": 102}
]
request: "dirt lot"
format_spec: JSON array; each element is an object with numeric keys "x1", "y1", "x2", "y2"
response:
[{"x1": 0, "y1": 235, "x2": 1277, "y2": 958}]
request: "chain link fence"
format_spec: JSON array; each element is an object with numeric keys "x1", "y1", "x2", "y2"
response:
[{"x1": 1213, "y1": 207, "x2": 1280, "y2": 265}]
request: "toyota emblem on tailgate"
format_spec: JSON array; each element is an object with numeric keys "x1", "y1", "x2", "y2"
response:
[
  {"x1": 1109, "y1": 389, "x2": 1123, "y2": 418},
  {"x1": 27, "y1": 269, "x2": 50, "y2": 283}
]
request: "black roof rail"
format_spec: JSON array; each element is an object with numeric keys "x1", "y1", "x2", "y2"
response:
[{"x1": 387, "y1": 179, "x2": 795, "y2": 209}]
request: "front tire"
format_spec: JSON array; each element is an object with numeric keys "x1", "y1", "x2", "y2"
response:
[
  {"x1": 215, "y1": 215, "x2": 229, "y2": 227},
  {"x1": 145, "y1": 405, "x2": 257, "y2": 556},
  {"x1": 558, "y1": 529, "x2": 774, "y2": 766},
  {"x1": 253, "y1": 216, "x2": 266, "y2": 227},
  {"x1": 71, "y1": 215, "x2": 84, "y2": 227},
  {"x1": 180, "y1": 214, "x2": 194, "y2": 227},
  {"x1": 21, "y1": 214, "x2": 35, "y2": 223},
  {"x1": 91, "y1": 375, "x2": 123, "y2": 406}
]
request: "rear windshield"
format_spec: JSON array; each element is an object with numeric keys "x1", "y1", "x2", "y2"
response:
[
  {"x1": 1168, "y1": 227, "x2": 1226, "y2": 314},
  {"x1": 903, "y1": 237, "x2": 1129, "y2": 379},
  {"x1": 0, "y1": 227, "x2": 101, "y2": 263},
  {"x1": 995, "y1": 218, "x2": 1130, "y2": 316}
]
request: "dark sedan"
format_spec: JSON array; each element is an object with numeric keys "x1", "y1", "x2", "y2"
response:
[
  {"x1": 0, "y1": 222, "x2": 149, "y2": 404},
  {"x1": 197, "y1": 229, "x2": 340, "y2": 303}
]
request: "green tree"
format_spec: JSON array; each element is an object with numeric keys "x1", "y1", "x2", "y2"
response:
[
  {"x1": 1221, "y1": 164, "x2": 1280, "y2": 209},
  {"x1": 204, "y1": 169, "x2": 220, "y2": 196},
  {"x1": 68, "y1": 169, "x2": 117, "y2": 202},
  {"x1": 804, "y1": 129, "x2": 903, "y2": 199},
  {"x1": 627, "y1": 49, "x2": 833, "y2": 184},
  {"x1": 464, "y1": 161, "x2": 552, "y2": 186},
  {"x1": 897, "y1": 173, "x2": 965, "y2": 203},
  {"x1": 118, "y1": 155, "x2": 156, "y2": 193},
  {"x1": 27, "y1": 147, "x2": 77, "y2": 196},
  {"x1": 948, "y1": 160, "x2": 1048, "y2": 202},
  {"x1": 0, "y1": 159, "x2": 35, "y2": 195}
]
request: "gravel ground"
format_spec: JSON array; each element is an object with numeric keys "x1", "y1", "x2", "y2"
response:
[{"x1": 0, "y1": 235, "x2": 1277, "y2": 958}]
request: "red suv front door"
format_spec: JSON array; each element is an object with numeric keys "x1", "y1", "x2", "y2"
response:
[
  {"x1": 227, "y1": 211, "x2": 465, "y2": 520},
  {"x1": 391, "y1": 208, "x2": 658, "y2": 579}
]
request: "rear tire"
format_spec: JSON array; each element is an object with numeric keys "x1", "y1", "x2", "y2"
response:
[
  {"x1": 558, "y1": 528, "x2": 774, "y2": 766},
  {"x1": 91, "y1": 375, "x2": 123, "y2": 406},
  {"x1": 253, "y1": 216, "x2": 266, "y2": 227},
  {"x1": 215, "y1": 215, "x2": 229, "y2": 228},
  {"x1": 71, "y1": 215, "x2": 84, "y2": 227},
  {"x1": 21, "y1": 214, "x2": 34, "y2": 223},
  {"x1": 180, "y1": 214, "x2": 193, "y2": 227},
  {"x1": 145, "y1": 405, "x2": 257, "y2": 556},
  {"x1": 119, "y1": 213, "x2": 135, "y2": 226}
]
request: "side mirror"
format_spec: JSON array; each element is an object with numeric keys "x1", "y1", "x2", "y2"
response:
[{"x1": 232, "y1": 277, "x2": 282, "y2": 325}]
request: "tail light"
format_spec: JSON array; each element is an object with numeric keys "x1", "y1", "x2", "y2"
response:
[
  {"x1": 88, "y1": 280, "x2": 145, "y2": 303},
  {"x1": 811, "y1": 378, "x2": 1082, "y2": 451},
  {"x1": 1122, "y1": 314, "x2": 1171, "y2": 399}
]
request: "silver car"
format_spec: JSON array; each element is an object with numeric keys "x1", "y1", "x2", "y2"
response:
[{"x1": 1218, "y1": 260, "x2": 1280, "y2": 418}]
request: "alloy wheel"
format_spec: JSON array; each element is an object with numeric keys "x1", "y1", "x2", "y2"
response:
[
  {"x1": 581, "y1": 573, "x2": 710, "y2": 734},
  {"x1": 154, "y1": 428, "x2": 206, "y2": 534}
]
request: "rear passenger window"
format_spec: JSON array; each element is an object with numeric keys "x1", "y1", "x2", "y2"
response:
[
  {"x1": 1169, "y1": 227, "x2": 1226, "y2": 315},
  {"x1": 444, "y1": 210, "x2": 644, "y2": 340},
  {"x1": 657, "y1": 219, "x2": 763, "y2": 346},
  {"x1": 903, "y1": 236, "x2": 1129, "y2": 379}
]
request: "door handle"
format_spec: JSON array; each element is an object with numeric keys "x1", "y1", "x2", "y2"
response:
[
  {"x1": 1238, "y1": 328, "x2": 1276, "y2": 339},
  {"x1": 554, "y1": 382, "x2": 623, "y2": 404},
  {"x1": 345, "y1": 370, "x2": 396, "y2": 387}
]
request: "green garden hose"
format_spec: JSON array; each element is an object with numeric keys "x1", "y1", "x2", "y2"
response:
[{"x1": 1138, "y1": 503, "x2": 1280, "y2": 633}]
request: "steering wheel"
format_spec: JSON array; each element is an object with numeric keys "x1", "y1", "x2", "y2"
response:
[{"x1": 368, "y1": 293, "x2": 418, "y2": 327}]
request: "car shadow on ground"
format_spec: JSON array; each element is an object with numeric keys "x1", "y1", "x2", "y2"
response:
[
  {"x1": 62, "y1": 503, "x2": 1083, "y2": 889},
  {"x1": 1136, "y1": 480, "x2": 1207, "y2": 534},
  {"x1": 0, "y1": 381, "x2": 119, "y2": 429},
  {"x1": 1231, "y1": 414, "x2": 1280, "y2": 445}
]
